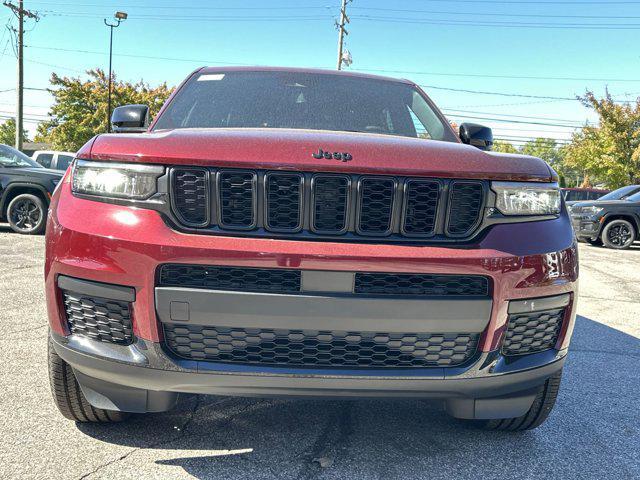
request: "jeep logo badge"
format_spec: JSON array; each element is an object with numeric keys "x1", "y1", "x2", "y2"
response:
[{"x1": 312, "y1": 148, "x2": 352, "y2": 162}]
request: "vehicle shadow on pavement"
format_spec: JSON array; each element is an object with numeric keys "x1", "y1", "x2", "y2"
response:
[{"x1": 76, "y1": 315, "x2": 640, "y2": 479}]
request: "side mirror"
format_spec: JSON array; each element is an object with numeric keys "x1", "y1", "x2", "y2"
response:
[
  {"x1": 111, "y1": 104, "x2": 149, "y2": 133},
  {"x1": 459, "y1": 123, "x2": 493, "y2": 151}
]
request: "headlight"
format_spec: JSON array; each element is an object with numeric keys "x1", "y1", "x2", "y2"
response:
[
  {"x1": 582, "y1": 205, "x2": 604, "y2": 216},
  {"x1": 491, "y1": 182, "x2": 561, "y2": 216},
  {"x1": 72, "y1": 160, "x2": 164, "y2": 199}
]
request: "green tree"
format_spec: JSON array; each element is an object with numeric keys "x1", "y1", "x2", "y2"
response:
[
  {"x1": 0, "y1": 118, "x2": 31, "y2": 146},
  {"x1": 520, "y1": 137, "x2": 564, "y2": 167},
  {"x1": 492, "y1": 140, "x2": 519, "y2": 154},
  {"x1": 35, "y1": 69, "x2": 173, "y2": 151},
  {"x1": 564, "y1": 91, "x2": 640, "y2": 188}
]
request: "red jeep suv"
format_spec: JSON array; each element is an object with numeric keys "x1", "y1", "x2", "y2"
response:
[{"x1": 46, "y1": 67, "x2": 577, "y2": 430}]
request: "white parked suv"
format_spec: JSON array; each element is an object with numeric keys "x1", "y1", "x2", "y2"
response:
[{"x1": 32, "y1": 150, "x2": 76, "y2": 171}]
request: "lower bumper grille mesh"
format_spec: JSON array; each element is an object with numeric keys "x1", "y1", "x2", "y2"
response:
[
  {"x1": 502, "y1": 308, "x2": 564, "y2": 355},
  {"x1": 62, "y1": 291, "x2": 133, "y2": 345},
  {"x1": 163, "y1": 324, "x2": 480, "y2": 367}
]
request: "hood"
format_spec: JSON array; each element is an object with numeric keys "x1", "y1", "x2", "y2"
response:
[
  {"x1": 86, "y1": 128, "x2": 554, "y2": 182},
  {"x1": 4, "y1": 166, "x2": 64, "y2": 178},
  {"x1": 571, "y1": 199, "x2": 632, "y2": 211}
]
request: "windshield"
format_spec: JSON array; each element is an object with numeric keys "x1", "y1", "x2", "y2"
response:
[
  {"x1": 598, "y1": 185, "x2": 640, "y2": 201},
  {"x1": 0, "y1": 144, "x2": 40, "y2": 168},
  {"x1": 153, "y1": 71, "x2": 451, "y2": 140}
]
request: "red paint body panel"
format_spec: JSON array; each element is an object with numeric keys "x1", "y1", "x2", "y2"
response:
[
  {"x1": 83, "y1": 128, "x2": 552, "y2": 182},
  {"x1": 45, "y1": 180, "x2": 578, "y2": 352}
]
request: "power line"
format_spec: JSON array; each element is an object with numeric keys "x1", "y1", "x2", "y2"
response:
[
  {"x1": 353, "y1": 15, "x2": 640, "y2": 30},
  {"x1": 40, "y1": 11, "x2": 334, "y2": 22},
  {"x1": 350, "y1": 6, "x2": 640, "y2": 19},
  {"x1": 444, "y1": 113, "x2": 586, "y2": 128},
  {"x1": 421, "y1": 84, "x2": 577, "y2": 100},
  {"x1": 28, "y1": 1, "x2": 341, "y2": 10},
  {"x1": 357, "y1": 67, "x2": 640, "y2": 83},
  {"x1": 442, "y1": 108, "x2": 585, "y2": 124}
]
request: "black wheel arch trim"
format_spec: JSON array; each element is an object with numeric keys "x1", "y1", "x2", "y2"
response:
[{"x1": 0, "y1": 182, "x2": 52, "y2": 214}]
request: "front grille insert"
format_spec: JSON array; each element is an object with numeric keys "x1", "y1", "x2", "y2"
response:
[
  {"x1": 402, "y1": 179, "x2": 440, "y2": 236},
  {"x1": 265, "y1": 173, "x2": 303, "y2": 232},
  {"x1": 311, "y1": 175, "x2": 350, "y2": 234},
  {"x1": 158, "y1": 264, "x2": 301, "y2": 293},
  {"x1": 169, "y1": 168, "x2": 487, "y2": 242},
  {"x1": 355, "y1": 273, "x2": 489, "y2": 297},
  {"x1": 218, "y1": 171, "x2": 257, "y2": 229},
  {"x1": 502, "y1": 308, "x2": 564, "y2": 356},
  {"x1": 171, "y1": 168, "x2": 209, "y2": 226},
  {"x1": 62, "y1": 291, "x2": 133, "y2": 345},
  {"x1": 163, "y1": 324, "x2": 480, "y2": 367},
  {"x1": 446, "y1": 181, "x2": 485, "y2": 236},
  {"x1": 357, "y1": 177, "x2": 396, "y2": 235}
]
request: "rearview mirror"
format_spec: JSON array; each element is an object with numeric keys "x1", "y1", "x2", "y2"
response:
[
  {"x1": 459, "y1": 123, "x2": 493, "y2": 151},
  {"x1": 111, "y1": 104, "x2": 149, "y2": 133}
]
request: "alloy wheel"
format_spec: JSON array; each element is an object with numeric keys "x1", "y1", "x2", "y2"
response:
[{"x1": 9, "y1": 198, "x2": 42, "y2": 232}]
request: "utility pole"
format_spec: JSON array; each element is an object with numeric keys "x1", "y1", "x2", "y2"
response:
[
  {"x1": 3, "y1": 1, "x2": 39, "y2": 151},
  {"x1": 336, "y1": 0, "x2": 351, "y2": 70},
  {"x1": 104, "y1": 11, "x2": 127, "y2": 133}
]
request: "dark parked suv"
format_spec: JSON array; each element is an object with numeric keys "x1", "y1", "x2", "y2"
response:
[
  {"x1": 571, "y1": 186, "x2": 640, "y2": 249},
  {"x1": 46, "y1": 67, "x2": 578, "y2": 431},
  {"x1": 0, "y1": 144, "x2": 63, "y2": 234}
]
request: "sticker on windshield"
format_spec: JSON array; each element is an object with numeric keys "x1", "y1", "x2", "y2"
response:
[{"x1": 197, "y1": 74, "x2": 225, "y2": 81}]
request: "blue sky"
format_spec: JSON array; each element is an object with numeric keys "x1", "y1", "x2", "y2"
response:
[{"x1": 1, "y1": 0, "x2": 639, "y2": 147}]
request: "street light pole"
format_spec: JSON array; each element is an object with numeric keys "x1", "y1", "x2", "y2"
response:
[{"x1": 104, "y1": 11, "x2": 127, "y2": 133}]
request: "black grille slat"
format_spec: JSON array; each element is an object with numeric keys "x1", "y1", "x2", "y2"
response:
[
  {"x1": 218, "y1": 171, "x2": 256, "y2": 229},
  {"x1": 502, "y1": 308, "x2": 564, "y2": 356},
  {"x1": 265, "y1": 173, "x2": 303, "y2": 231},
  {"x1": 355, "y1": 273, "x2": 489, "y2": 296},
  {"x1": 447, "y1": 182, "x2": 484, "y2": 236},
  {"x1": 402, "y1": 180, "x2": 440, "y2": 236},
  {"x1": 358, "y1": 178, "x2": 396, "y2": 235},
  {"x1": 312, "y1": 175, "x2": 349, "y2": 233},
  {"x1": 158, "y1": 264, "x2": 301, "y2": 293},
  {"x1": 172, "y1": 169, "x2": 208, "y2": 226},
  {"x1": 62, "y1": 292, "x2": 133, "y2": 345},
  {"x1": 164, "y1": 324, "x2": 480, "y2": 367}
]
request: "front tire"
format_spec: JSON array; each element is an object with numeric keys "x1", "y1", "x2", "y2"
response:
[
  {"x1": 7, "y1": 193, "x2": 47, "y2": 235},
  {"x1": 48, "y1": 337, "x2": 129, "y2": 423},
  {"x1": 476, "y1": 370, "x2": 562, "y2": 431},
  {"x1": 602, "y1": 219, "x2": 636, "y2": 250}
]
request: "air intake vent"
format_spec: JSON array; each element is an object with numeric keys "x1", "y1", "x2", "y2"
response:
[
  {"x1": 158, "y1": 264, "x2": 301, "y2": 293},
  {"x1": 265, "y1": 173, "x2": 303, "y2": 232},
  {"x1": 218, "y1": 171, "x2": 256, "y2": 229},
  {"x1": 171, "y1": 168, "x2": 209, "y2": 226},
  {"x1": 502, "y1": 308, "x2": 564, "y2": 356},
  {"x1": 355, "y1": 273, "x2": 489, "y2": 296},
  {"x1": 447, "y1": 181, "x2": 484, "y2": 236},
  {"x1": 62, "y1": 291, "x2": 133, "y2": 345},
  {"x1": 358, "y1": 177, "x2": 396, "y2": 235},
  {"x1": 164, "y1": 324, "x2": 480, "y2": 368}
]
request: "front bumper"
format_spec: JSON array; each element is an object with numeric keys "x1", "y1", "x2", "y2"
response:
[
  {"x1": 46, "y1": 182, "x2": 578, "y2": 417},
  {"x1": 51, "y1": 331, "x2": 567, "y2": 419},
  {"x1": 571, "y1": 213, "x2": 602, "y2": 240}
]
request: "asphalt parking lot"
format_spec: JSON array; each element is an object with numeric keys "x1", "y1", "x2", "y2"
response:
[{"x1": 0, "y1": 225, "x2": 638, "y2": 480}]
